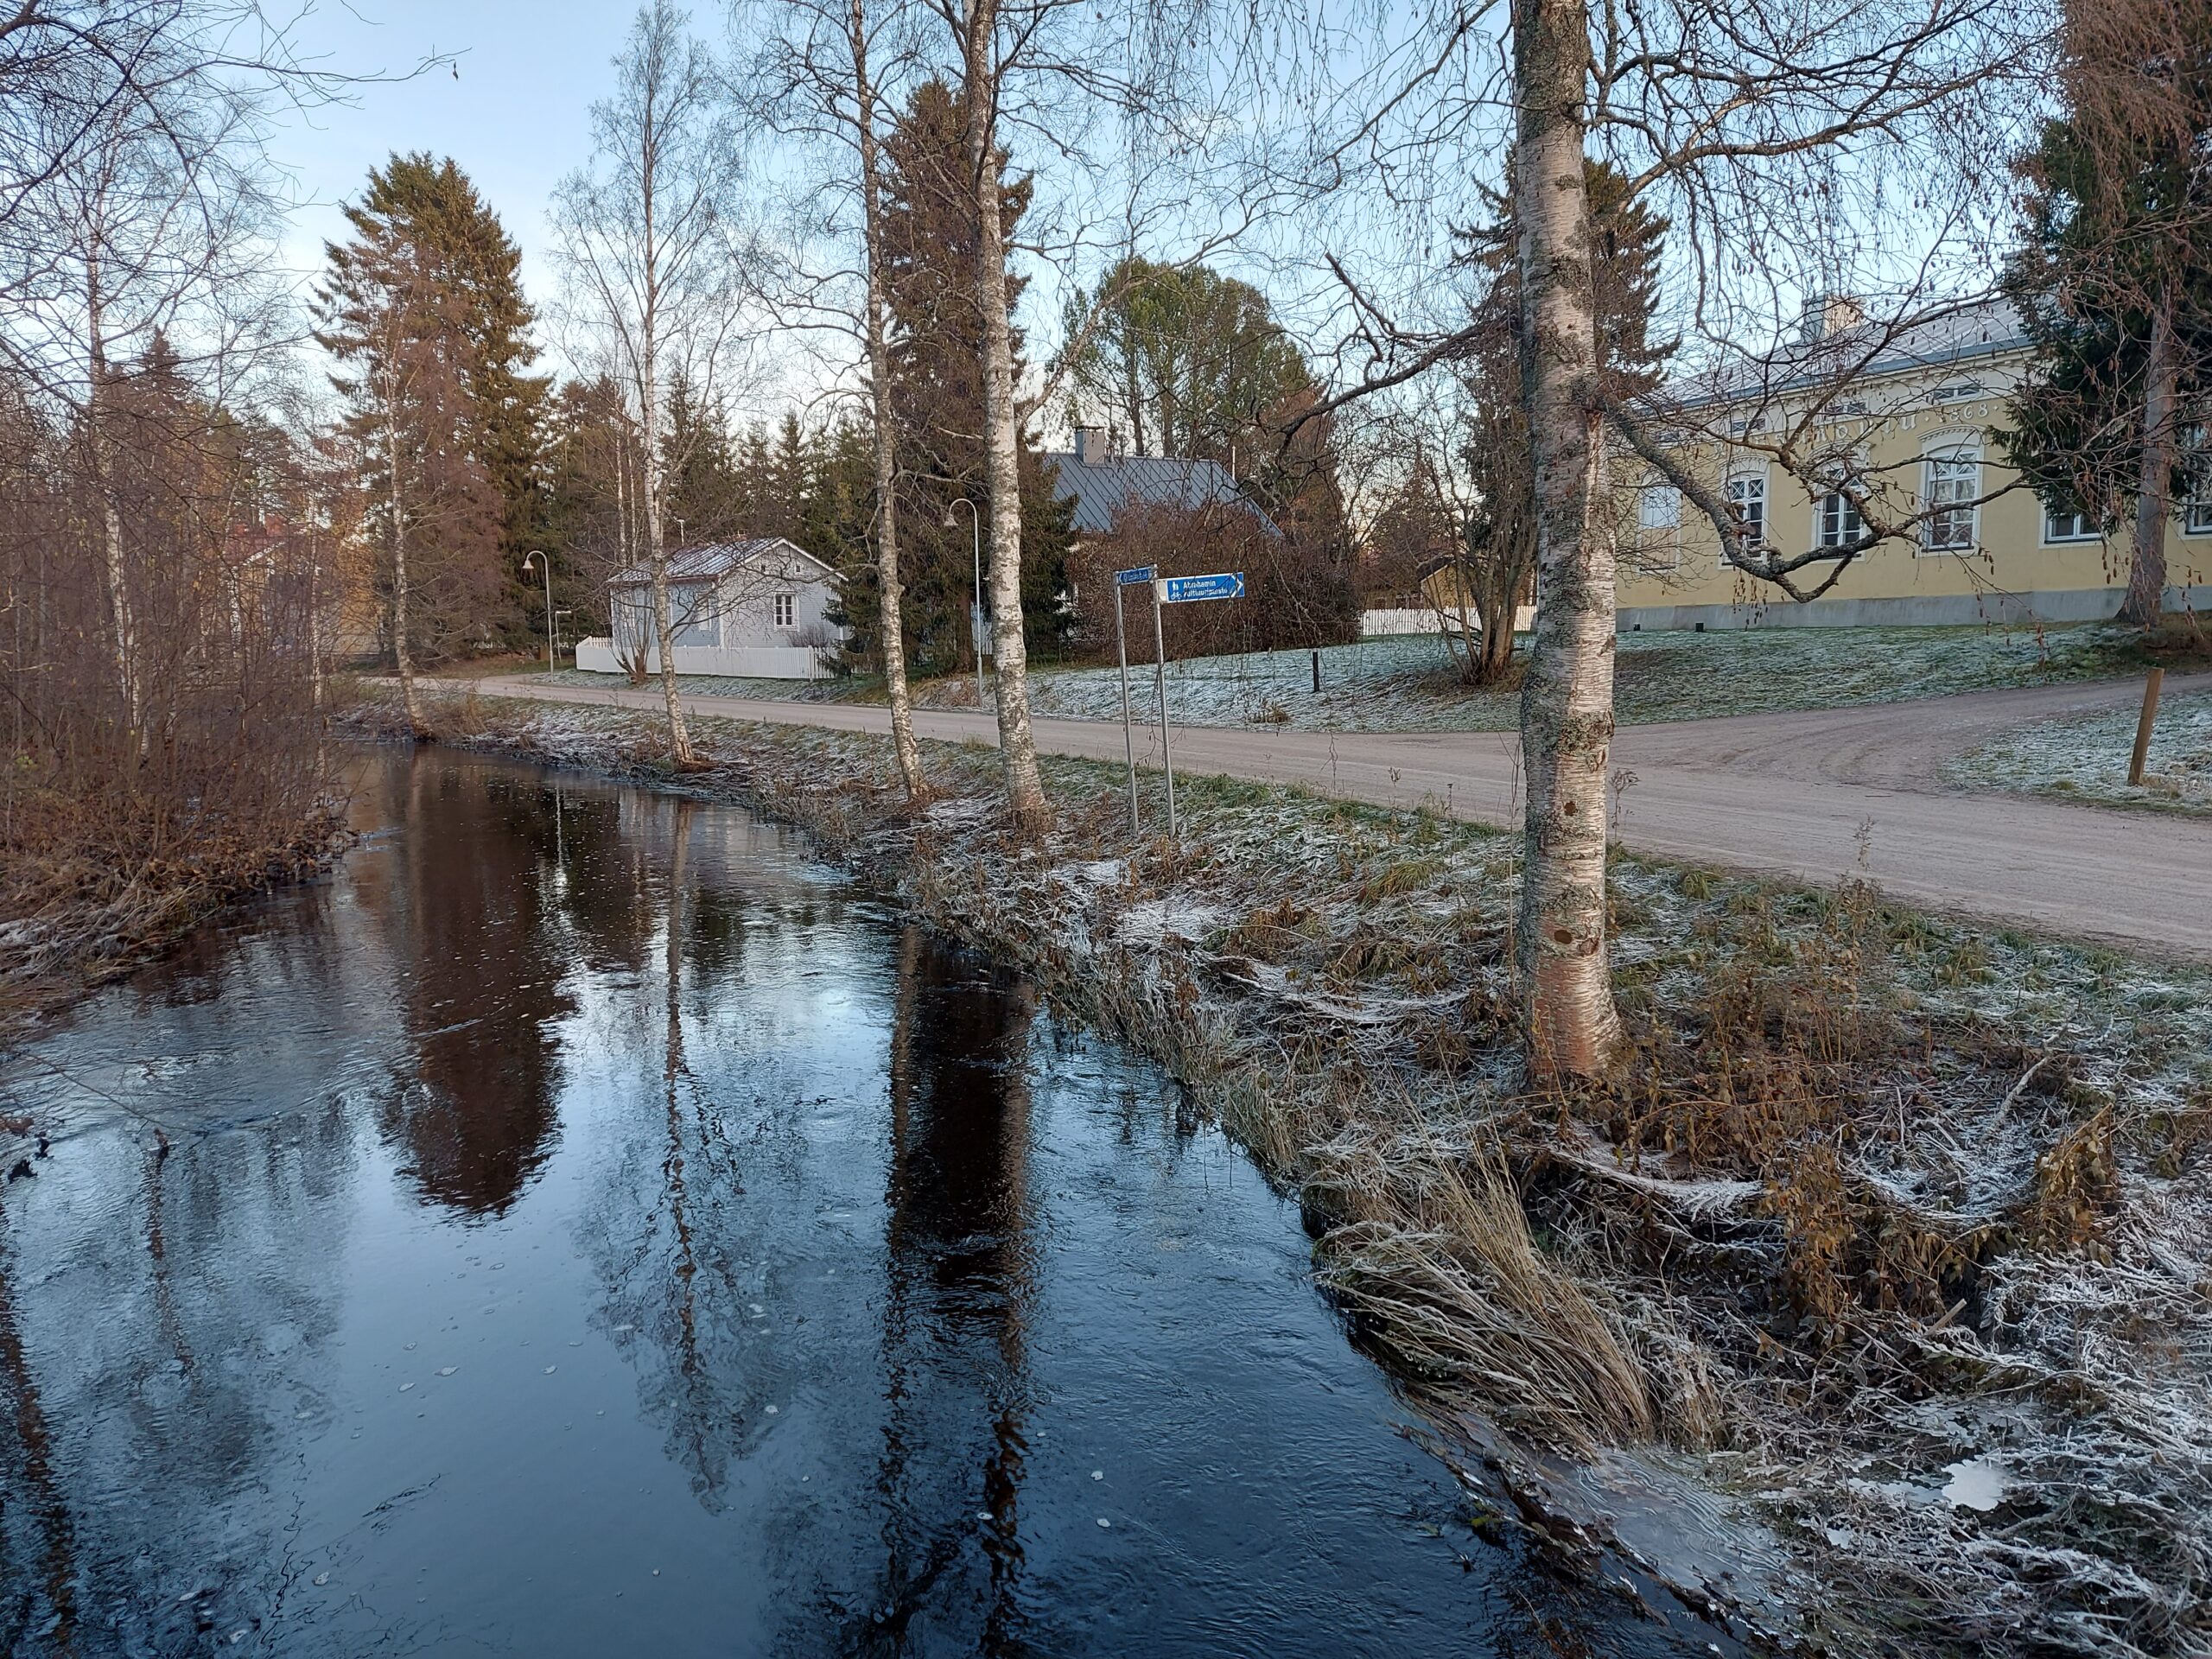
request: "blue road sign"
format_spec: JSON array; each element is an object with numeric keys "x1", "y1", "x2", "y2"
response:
[
  {"x1": 1114, "y1": 564, "x2": 1156, "y2": 586},
  {"x1": 1161, "y1": 571, "x2": 1245, "y2": 604}
]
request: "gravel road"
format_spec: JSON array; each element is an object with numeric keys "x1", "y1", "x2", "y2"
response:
[{"x1": 457, "y1": 671, "x2": 2212, "y2": 963}]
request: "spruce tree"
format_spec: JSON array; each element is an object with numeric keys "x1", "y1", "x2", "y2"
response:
[
  {"x1": 875, "y1": 79, "x2": 1073, "y2": 676},
  {"x1": 345, "y1": 153, "x2": 551, "y2": 645},
  {"x1": 2001, "y1": 3, "x2": 2212, "y2": 626}
]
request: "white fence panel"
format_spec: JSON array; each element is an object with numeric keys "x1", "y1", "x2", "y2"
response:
[{"x1": 573, "y1": 638, "x2": 830, "y2": 680}]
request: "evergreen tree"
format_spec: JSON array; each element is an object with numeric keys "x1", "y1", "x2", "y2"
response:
[
  {"x1": 2000, "y1": 0, "x2": 2212, "y2": 626},
  {"x1": 867, "y1": 79, "x2": 1073, "y2": 677},
  {"x1": 661, "y1": 370, "x2": 747, "y2": 543},
  {"x1": 316, "y1": 175, "x2": 506, "y2": 722},
  {"x1": 336, "y1": 153, "x2": 550, "y2": 647}
]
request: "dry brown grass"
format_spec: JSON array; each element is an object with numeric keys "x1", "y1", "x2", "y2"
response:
[{"x1": 1312, "y1": 1126, "x2": 1660, "y2": 1452}]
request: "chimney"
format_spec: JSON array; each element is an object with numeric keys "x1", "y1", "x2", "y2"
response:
[
  {"x1": 1073, "y1": 424, "x2": 1106, "y2": 465},
  {"x1": 1797, "y1": 293, "x2": 1866, "y2": 345}
]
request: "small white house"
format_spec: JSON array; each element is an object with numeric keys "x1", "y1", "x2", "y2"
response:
[{"x1": 575, "y1": 537, "x2": 845, "y2": 680}]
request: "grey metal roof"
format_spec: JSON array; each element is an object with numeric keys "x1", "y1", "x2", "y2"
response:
[
  {"x1": 607, "y1": 537, "x2": 836, "y2": 588},
  {"x1": 1041, "y1": 451, "x2": 1277, "y2": 537},
  {"x1": 1669, "y1": 296, "x2": 2029, "y2": 411}
]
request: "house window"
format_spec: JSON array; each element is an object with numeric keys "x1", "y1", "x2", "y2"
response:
[
  {"x1": 2044, "y1": 506, "x2": 2099, "y2": 543},
  {"x1": 1923, "y1": 449, "x2": 1979, "y2": 551},
  {"x1": 671, "y1": 582, "x2": 718, "y2": 647},
  {"x1": 2187, "y1": 429, "x2": 2212, "y2": 534},
  {"x1": 1815, "y1": 487, "x2": 1863, "y2": 552},
  {"x1": 773, "y1": 593, "x2": 796, "y2": 629},
  {"x1": 1725, "y1": 473, "x2": 1767, "y2": 557},
  {"x1": 1637, "y1": 484, "x2": 1681, "y2": 568}
]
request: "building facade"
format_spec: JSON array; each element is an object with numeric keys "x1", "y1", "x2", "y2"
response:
[
  {"x1": 1614, "y1": 300, "x2": 2212, "y2": 630},
  {"x1": 576, "y1": 537, "x2": 843, "y2": 679}
]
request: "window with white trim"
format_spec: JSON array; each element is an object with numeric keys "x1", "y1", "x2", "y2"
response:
[
  {"x1": 773, "y1": 592, "x2": 796, "y2": 628},
  {"x1": 1638, "y1": 484, "x2": 1681, "y2": 532},
  {"x1": 1725, "y1": 473, "x2": 1767, "y2": 556},
  {"x1": 2044, "y1": 505, "x2": 2098, "y2": 543},
  {"x1": 1815, "y1": 486, "x2": 1863, "y2": 552},
  {"x1": 1637, "y1": 484, "x2": 1681, "y2": 568},
  {"x1": 1922, "y1": 448, "x2": 1979, "y2": 551},
  {"x1": 2186, "y1": 428, "x2": 2212, "y2": 535}
]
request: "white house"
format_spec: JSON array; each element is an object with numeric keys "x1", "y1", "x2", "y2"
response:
[{"x1": 575, "y1": 537, "x2": 845, "y2": 680}]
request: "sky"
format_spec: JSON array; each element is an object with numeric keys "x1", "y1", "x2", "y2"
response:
[{"x1": 272, "y1": 0, "x2": 631, "y2": 340}]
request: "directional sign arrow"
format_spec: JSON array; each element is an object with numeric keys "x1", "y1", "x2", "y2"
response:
[{"x1": 1160, "y1": 571, "x2": 1245, "y2": 604}]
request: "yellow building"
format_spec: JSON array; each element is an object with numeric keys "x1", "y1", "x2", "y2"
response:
[{"x1": 1613, "y1": 298, "x2": 2212, "y2": 630}]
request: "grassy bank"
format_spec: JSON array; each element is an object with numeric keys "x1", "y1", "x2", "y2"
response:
[
  {"x1": 1948, "y1": 686, "x2": 2212, "y2": 815},
  {"x1": 0, "y1": 756, "x2": 350, "y2": 1019},
  {"x1": 352, "y1": 685, "x2": 2212, "y2": 1658},
  {"x1": 517, "y1": 621, "x2": 2209, "y2": 735}
]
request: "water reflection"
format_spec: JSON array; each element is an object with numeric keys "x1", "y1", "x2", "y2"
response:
[{"x1": 0, "y1": 749, "x2": 1722, "y2": 1657}]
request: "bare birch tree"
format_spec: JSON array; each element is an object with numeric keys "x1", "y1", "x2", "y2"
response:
[
  {"x1": 552, "y1": 1, "x2": 754, "y2": 767},
  {"x1": 739, "y1": 0, "x2": 928, "y2": 799},
  {"x1": 1295, "y1": 0, "x2": 2038, "y2": 1073}
]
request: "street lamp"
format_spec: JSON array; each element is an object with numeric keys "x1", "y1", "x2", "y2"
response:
[
  {"x1": 944, "y1": 498, "x2": 985, "y2": 715},
  {"x1": 521, "y1": 550, "x2": 555, "y2": 670}
]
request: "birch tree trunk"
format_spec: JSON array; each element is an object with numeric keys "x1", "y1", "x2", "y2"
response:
[
  {"x1": 639, "y1": 298, "x2": 697, "y2": 766},
  {"x1": 2120, "y1": 278, "x2": 2176, "y2": 629},
  {"x1": 384, "y1": 391, "x2": 427, "y2": 737},
  {"x1": 1512, "y1": 0, "x2": 1624, "y2": 1077},
  {"x1": 961, "y1": 0, "x2": 1050, "y2": 828},
  {"x1": 85, "y1": 258, "x2": 139, "y2": 740},
  {"x1": 852, "y1": 0, "x2": 924, "y2": 799}
]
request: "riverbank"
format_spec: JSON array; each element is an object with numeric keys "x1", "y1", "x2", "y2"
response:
[
  {"x1": 346, "y1": 686, "x2": 2212, "y2": 1658},
  {"x1": 0, "y1": 782, "x2": 350, "y2": 1021}
]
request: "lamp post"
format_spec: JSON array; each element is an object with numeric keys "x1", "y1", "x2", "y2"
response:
[
  {"x1": 944, "y1": 497, "x2": 985, "y2": 715},
  {"x1": 521, "y1": 550, "x2": 555, "y2": 670}
]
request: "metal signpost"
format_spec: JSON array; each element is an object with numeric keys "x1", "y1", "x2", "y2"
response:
[
  {"x1": 1153, "y1": 571, "x2": 1246, "y2": 841},
  {"x1": 1111, "y1": 565, "x2": 1155, "y2": 836}
]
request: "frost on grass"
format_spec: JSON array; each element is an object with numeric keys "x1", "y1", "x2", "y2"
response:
[
  {"x1": 359, "y1": 686, "x2": 2212, "y2": 1657},
  {"x1": 1948, "y1": 687, "x2": 2212, "y2": 814},
  {"x1": 542, "y1": 621, "x2": 2180, "y2": 735}
]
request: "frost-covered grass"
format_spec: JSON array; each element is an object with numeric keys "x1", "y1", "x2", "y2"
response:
[
  {"x1": 353, "y1": 684, "x2": 2212, "y2": 1657},
  {"x1": 535, "y1": 665, "x2": 879, "y2": 703},
  {"x1": 1947, "y1": 688, "x2": 2212, "y2": 815},
  {"x1": 544, "y1": 622, "x2": 2197, "y2": 733}
]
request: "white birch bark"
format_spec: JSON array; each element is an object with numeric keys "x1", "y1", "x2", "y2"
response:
[
  {"x1": 84, "y1": 243, "x2": 140, "y2": 738},
  {"x1": 851, "y1": 0, "x2": 925, "y2": 799},
  {"x1": 961, "y1": 0, "x2": 1050, "y2": 826},
  {"x1": 640, "y1": 321, "x2": 696, "y2": 765},
  {"x1": 382, "y1": 361, "x2": 427, "y2": 736},
  {"x1": 1512, "y1": 0, "x2": 1624, "y2": 1077}
]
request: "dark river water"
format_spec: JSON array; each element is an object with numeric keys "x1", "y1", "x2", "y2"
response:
[{"x1": 0, "y1": 749, "x2": 1711, "y2": 1656}]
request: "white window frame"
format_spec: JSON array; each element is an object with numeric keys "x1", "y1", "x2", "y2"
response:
[
  {"x1": 1724, "y1": 471, "x2": 1768, "y2": 566},
  {"x1": 2042, "y1": 505, "x2": 2099, "y2": 545},
  {"x1": 772, "y1": 592, "x2": 797, "y2": 629},
  {"x1": 1920, "y1": 448, "x2": 1980, "y2": 555},
  {"x1": 1815, "y1": 485, "x2": 1864, "y2": 554},
  {"x1": 2185, "y1": 428, "x2": 2212, "y2": 536},
  {"x1": 1636, "y1": 482, "x2": 1681, "y2": 570}
]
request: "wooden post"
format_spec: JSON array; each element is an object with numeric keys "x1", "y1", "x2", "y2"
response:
[
  {"x1": 2128, "y1": 668, "x2": 2164, "y2": 786},
  {"x1": 1312, "y1": 648, "x2": 1321, "y2": 693}
]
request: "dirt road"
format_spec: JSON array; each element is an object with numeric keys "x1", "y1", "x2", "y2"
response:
[{"x1": 459, "y1": 671, "x2": 2212, "y2": 963}]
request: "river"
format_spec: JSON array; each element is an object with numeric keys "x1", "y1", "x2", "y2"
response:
[{"x1": 0, "y1": 748, "x2": 1715, "y2": 1656}]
